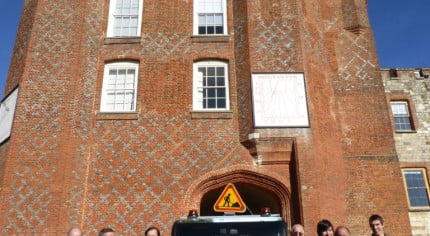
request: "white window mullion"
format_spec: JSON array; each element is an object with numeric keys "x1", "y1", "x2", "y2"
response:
[
  {"x1": 101, "y1": 62, "x2": 139, "y2": 112},
  {"x1": 193, "y1": 61, "x2": 229, "y2": 111},
  {"x1": 194, "y1": 0, "x2": 227, "y2": 35},
  {"x1": 107, "y1": 0, "x2": 143, "y2": 37}
]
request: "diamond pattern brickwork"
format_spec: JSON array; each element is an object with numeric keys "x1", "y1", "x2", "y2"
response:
[
  {"x1": 82, "y1": 113, "x2": 251, "y2": 235},
  {"x1": 335, "y1": 30, "x2": 379, "y2": 91},
  {"x1": 1, "y1": 1, "x2": 80, "y2": 234},
  {"x1": 253, "y1": 20, "x2": 298, "y2": 72},
  {"x1": 0, "y1": 0, "x2": 412, "y2": 235},
  {"x1": 65, "y1": 0, "x2": 105, "y2": 231}
]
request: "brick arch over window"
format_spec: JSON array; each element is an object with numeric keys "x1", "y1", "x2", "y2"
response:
[{"x1": 183, "y1": 167, "x2": 292, "y2": 224}]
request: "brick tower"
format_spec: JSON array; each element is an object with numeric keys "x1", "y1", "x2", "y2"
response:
[{"x1": 0, "y1": 0, "x2": 412, "y2": 235}]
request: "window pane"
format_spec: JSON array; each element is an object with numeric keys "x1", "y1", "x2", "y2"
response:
[
  {"x1": 115, "y1": 0, "x2": 124, "y2": 13},
  {"x1": 207, "y1": 26, "x2": 215, "y2": 34},
  {"x1": 207, "y1": 99, "x2": 216, "y2": 108},
  {"x1": 131, "y1": 0, "x2": 139, "y2": 14},
  {"x1": 198, "y1": 27, "x2": 206, "y2": 35},
  {"x1": 215, "y1": 14, "x2": 223, "y2": 25},
  {"x1": 218, "y1": 88, "x2": 225, "y2": 97},
  {"x1": 207, "y1": 88, "x2": 216, "y2": 98},
  {"x1": 207, "y1": 14, "x2": 214, "y2": 25},
  {"x1": 123, "y1": 17, "x2": 130, "y2": 28},
  {"x1": 207, "y1": 77, "x2": 216, "y2": 86},
  {"x1": 215, "y1": 26, "x2": 223, "y2": 34},
  {"x1": 404, "y1": 170, "x2": 430, "y2": 207},
  {"x1": 408, "y1": 189, "x2": 430, "y2": 207},
  {"x1": 130, "y1": 17, "x2": 138, "y2": 27},
  {"x1": 199, "y1": 15, "x2": 206, "y2": 26},
  {"x1": 217, "y1": 98, "x2": 226, "y2": 108},
  {"x1": 394, "y1": 117, "x2": 411, "y2": 131},
  {"x1": 391, "y1": 103, "x2": 408, "y2": 115},
  {"x1": 217, "y1": 77, "x2": 225, "y2": 86},
  {"x1": 216, "y1": 67, "x2": 224, "y2": 76},
  {"x1": 207, "y1": 67, "x2": 215, "y2": 76}
]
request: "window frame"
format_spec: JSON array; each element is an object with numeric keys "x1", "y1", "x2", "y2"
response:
[
  {"x1": 390, "y1": 101, "x2": 414, "y2": 132},
  {"x1": 193, "y1": 0, "x2": 228, "y2": 36},
  {"x1": 106, "y1": 0, "x2": 144, "y2": 38},
  {"x1": 100, "y1": 61, "x2": 139, "y2": 113},
  {"x1": 192, "y1": 60, "x2": 230, "y2": 111},
  {"x1": 414, "y1": 69, "x2": 423, "y2": 79},
  {"x1": 402, "y1": 168, "x2": 430, "y2": 210}
]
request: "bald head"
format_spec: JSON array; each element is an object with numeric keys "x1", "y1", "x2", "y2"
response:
[
  {"x1": 291, "y1": 224, "x2": 304, "y2": 236},
  {"x1": 67, "y1": 227, "x2": 82, "y2": 236},
  {"x1": 334, "y1": 226, "x2": 350, "y2": 236}
]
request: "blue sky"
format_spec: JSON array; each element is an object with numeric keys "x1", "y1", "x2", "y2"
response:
[{"x1": 1, "y1": 1, "x2": 429, "y2": 98}]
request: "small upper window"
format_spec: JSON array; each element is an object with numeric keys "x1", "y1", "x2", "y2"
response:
[
  {"x1": 402, "y1": 169, "x2": 430, "y2": 209},
  {"x1": 390, "y1": 101, "x2": 413, "y2": 131},
  {"x1": 107, "y1": 0, "x2": 143, "y2": 37},
  {"x1": 193, "y1": 61, "x2": 229, "y2": 111},
  {"x1": 389, "y1": 69, "x2": 398, "y2": 78},
  {"x1": 100, "y1": 62, "x2": 139, "y2": 112},
  {"x1": 194, "y1": 0, "x2": 227, "y2": 35},
  {"x1": 414, "y1": 69, "x2": 423, "y2": 79}
]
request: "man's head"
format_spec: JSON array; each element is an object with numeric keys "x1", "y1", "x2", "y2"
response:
[
  {"x1": 291, "y1": 224, "x2": 304, "y2": 236},
  {"x1": 145, "y1": 226, "x2": 160, "y2": 236},
  {"x1": 67, "y1": 227, "x2": 82, "y2": 236},
  {"x1": 334, "y1": 226, "x2": 350, "y2": 236},
  {"x1": 99, "y1": 227, "x2": 115, "y2": 236},
  {"x1": 369, "y1": 214, "x2": 384, "y2": 236}
]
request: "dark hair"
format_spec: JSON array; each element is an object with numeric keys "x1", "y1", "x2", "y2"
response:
[
  {"x1": 145, "y1": 226, "x2": 160, "y2": 236},
  {"x1": 317, "y1": 219, "x2": 333, "y2": 235},
  {"x1": 334, "y1": 226, "x2": 350, "y2": 236},
  {"x1": 369, "y1": 214, "x2": 384, "y2": 224},
  {"x1": 99, "y1": 228, "x2": 114, "y2": 236}
]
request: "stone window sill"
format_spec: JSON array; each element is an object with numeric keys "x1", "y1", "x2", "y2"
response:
[
  {"x1": 395, "y1": 130, "x2": 417, "y2": 134},
  {"x1": 96, "y1": 112, "x2": 138, "y2": 120},
  {"x1": 104, "y1": 37, "x2": 141, "y2": 45},
  {"x1": 191, "y1": 35, "x2": 231, "y2": 43},
  {"x1": 190, "y1": 111, "x2": 233, "y2": 119},
  {"x1": 408, "y1": 208, "x2": 430, "y2": 212}
]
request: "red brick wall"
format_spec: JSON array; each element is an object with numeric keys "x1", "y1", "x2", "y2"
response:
[
  {"x1": 345, "y1": 155, "x2": 411, "y2": 235},
  {"x1": 0, "y1": 0, "x2": 412, "y2": 235}
]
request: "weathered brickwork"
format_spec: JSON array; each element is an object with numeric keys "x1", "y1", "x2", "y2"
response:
[
  {"x1": 345, "y1": 155, "x2": 411, "y2": 235},
  {"x1": 233, "y1": 1, "x2": 253, "y2": 141},
  {"x1": 0, "y1": 141, "x2": 10, "y2": 188},
  {"x1": 382, "y1": 68, "x2": 430, "y2": 236},
  {"x1": 0, "y1": 0, "x2": 414, "y2": 235}
]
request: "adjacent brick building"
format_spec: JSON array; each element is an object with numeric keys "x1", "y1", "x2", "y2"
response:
[{"x1": 0, "y1": 0, "x2": 426, "y2": 235}]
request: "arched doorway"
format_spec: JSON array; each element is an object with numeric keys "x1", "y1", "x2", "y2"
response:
[
  {"x1": 184, "y1": 169, "x2": 295, "y2": 226},
  {"x1": 200, "y1": 182, "x2": 282, "y2": 216}
]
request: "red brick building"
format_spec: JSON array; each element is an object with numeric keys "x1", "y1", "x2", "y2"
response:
[{"x1": 0, "y1": 0, "x2": 416, "y2": 235}]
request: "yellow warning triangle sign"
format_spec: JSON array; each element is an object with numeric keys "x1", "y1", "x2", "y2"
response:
[{"x1": 213, "y1": 183, "x2": 247, "y2": 213}]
